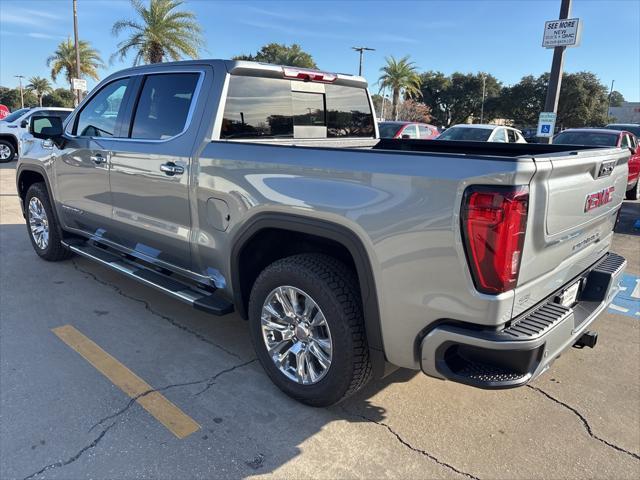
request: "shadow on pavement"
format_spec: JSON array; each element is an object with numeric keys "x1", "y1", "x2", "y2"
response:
[{"x1": 615, "y1": 199, "x2": 640, "y2": 236}]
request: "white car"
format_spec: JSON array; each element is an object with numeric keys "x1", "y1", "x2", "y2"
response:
[
  {"x1": 0, "y1": 107, "x2": 72, "y2": 162},
  {"x1": 437, "y1": 124, "x2": 527, "y2": 143}
]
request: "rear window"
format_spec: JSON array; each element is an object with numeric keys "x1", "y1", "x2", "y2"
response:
[
  {"x1": 378, "y1": 123, "x2": 403, "y2": 138},
  {"x1": 437, "y1": 127, "x2": 493, "y2": 141},
  {"x1": 221, "y1": 76, "x2": 374, "y2": 139},
  {"x1": 553, "y1": 131, "x2": 619, "y2": 147}
]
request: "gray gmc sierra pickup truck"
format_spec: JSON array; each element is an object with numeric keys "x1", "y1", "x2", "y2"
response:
[{"x1": 17, "y1": 60, "x2": 628, "y2": 406}]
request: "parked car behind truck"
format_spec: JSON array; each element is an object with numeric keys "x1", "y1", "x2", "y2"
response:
[{"x1": 17, "y1": 60, "x2": 628, "y2": 406}]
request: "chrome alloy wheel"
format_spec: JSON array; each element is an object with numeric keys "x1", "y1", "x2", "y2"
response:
[
  {"x1": 0, "y1": 144, "x2": 11, "y2": 160},
  {"x1": 28, "y1": 197, "x2": 49, "y2": 250},
  {"x1": 261, "y1": 286, "x2": 333, "y2": 385}
]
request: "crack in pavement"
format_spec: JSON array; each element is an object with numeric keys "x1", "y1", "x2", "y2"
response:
[
  {"x1": 341, "y1": 407, "x2": 481, "y2": 480},
  {"x1": 89, "y1": 358, "x2": 258, "y2": 432},
  {"x1": 527, "y1": 385, "x2": 640, "y2": 461},
  {"x1": 22, "y1": 422, "x2": 116, "y2": 480},
  {"x1": 71, "y1": 259, "x2": 243, "y2": 360},
  {"x1": 25, "y1": 359, "x2": 257, "y2": 480}
]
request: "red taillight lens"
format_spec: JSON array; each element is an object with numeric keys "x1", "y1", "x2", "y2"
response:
[
  {"x1": 282, "y1": 67, "x2": 337, "y2": 83},
  {"x1": 461, "y1": 186, "x2": 529, "y2": 294}
]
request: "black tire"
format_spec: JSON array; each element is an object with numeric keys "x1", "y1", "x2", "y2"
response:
[
  {"x1": 25, "y1": 183, "x2": 72, "y2": 261},
  {"x1": 0, "y1": 139, "x2": 16, "y2": 163},
  {"x1": 626, "y1": 181, "x2": 639, "y2": 200},
  {"x1": 248, "y1": 254, "x2": 372, "y2": 407}
]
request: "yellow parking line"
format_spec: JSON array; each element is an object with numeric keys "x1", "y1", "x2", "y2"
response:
[{"x1": 52, "y1": 325, "x2": 200, "y2": 439}]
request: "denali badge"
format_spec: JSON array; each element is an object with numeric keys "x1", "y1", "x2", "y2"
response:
[{"x1": 584, "y1": 186, "x2": 615, "y2": 212}]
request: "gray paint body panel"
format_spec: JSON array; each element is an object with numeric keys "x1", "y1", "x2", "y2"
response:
[{"x1": 16, "y1": 59, "x2": 629, "y2": 371}]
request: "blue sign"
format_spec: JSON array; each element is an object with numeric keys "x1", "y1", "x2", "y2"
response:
[
  {"x1": 541, "y1": 124, "x2": 551, "y2": 134},
  {"x1": 608, "y1": 273, "x2": 640, "y2": 319}
]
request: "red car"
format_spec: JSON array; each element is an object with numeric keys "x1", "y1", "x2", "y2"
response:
[
  {"x1": 378, "y1": 121, "x2": 439, "y2": 140},
  {"x1": 553, "y1": 128, "x2": 640, "y2": 200}
]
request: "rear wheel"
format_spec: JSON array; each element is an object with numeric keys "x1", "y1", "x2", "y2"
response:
[
  {"x1": 626, "y1": 181, "x2": 639, "y2": 200},
  {"x1": 0, "y1": 139, "x2": 16, "y2": 163},
  {"x1": 248, "y1": 254, "x2": 371, "y2": 406},
  {"x1": 25, "y1": 183, "x2": 72, "y2": 261}
]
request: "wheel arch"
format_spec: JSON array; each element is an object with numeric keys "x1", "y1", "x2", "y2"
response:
[
  {"x1": 0, "y1": 134, "x2": 19, "y2": 157},
  {"x1": 230, "y1": 213, "x2": 387, "y2": 376},
  {"x1": 16, "y1": 164, "x2": 63, "y2": 232}
]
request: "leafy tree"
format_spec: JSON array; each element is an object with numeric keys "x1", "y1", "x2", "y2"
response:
[
  {"x1": 47, "y1": 38, "x2": 104, "y2": 91},
  {"x1": 609, "y1": 90, "x2": 624, "y2": 108},
  {"x1": 112, "y1": 0, "x2": 205, "y2": 65},
  {"x1": 233, "y1": 43, "x2": 317, "y2": 68},
  {"x1": 26, "y1": 77, "x2": 53, "y2": 107},
  {"x1": 417, "y1": 71, "x2": 451, "y2": 126},
  {"x1": 396, "y1": 100, "x2": 432, "y2": 123},
  {"x1": 42, "y1": 88, "x2": 76, "y2": 108},
  {"x1": 556, "y1": 72, "x2": 609, "y2": 128},
  {"x1": 0, "y1": 87, "x2": 38, "y2": 110},
  {"x1": 378, "y1": 55, "x2": 421, "y2": 120},
  {"x1": 496, "y1": 74, "x2": 548, "y2": 126}
]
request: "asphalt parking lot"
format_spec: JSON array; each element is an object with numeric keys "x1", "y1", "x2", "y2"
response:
[{"x1": 1, "y1": 161, "x2": 639, "y2": 480}]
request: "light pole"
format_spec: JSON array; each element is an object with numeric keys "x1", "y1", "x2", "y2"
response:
[
  {"x1": 352, "y1": 46, "x2": 375, "y2": 77},
  {"x1": 15, "y1": 75, "x2": 25, "y2": 109},
  {"x1": 480, "y1": 74, "x2": 486, "y2": 124},
  {"x1": 606, "y1": 79, "x2": 615, "y2": 122},
  {"x1": 73, "y1": 0, "x2": 82, "y2": 106}
]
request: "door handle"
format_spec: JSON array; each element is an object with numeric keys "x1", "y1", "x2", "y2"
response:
[
  {"x1": 90, "y1": 154, "x2": 107, "y2": 164},
  {"x1": 159, "y1": 162, "x2": 184, "y2": 176}
]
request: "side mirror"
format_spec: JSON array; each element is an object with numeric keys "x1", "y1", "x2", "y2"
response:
[
  {"x1": 29, "y1": 115, "x2": 63, "y2": 141},
  {"x1": 401, "y1": 134, "x2": 411, "y2": 139},
  {"x1": 20, "y1": 119, "x2": 28, "y2": 128},
  {"x1": 629, "y1": 147, "x2": 637, "y2": 155}
]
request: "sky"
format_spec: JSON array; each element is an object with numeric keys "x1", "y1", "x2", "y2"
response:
[{"x1": 0, "y1": 0, "x2": 639, "y2": 101}]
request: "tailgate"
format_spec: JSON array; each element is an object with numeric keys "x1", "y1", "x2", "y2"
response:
[{"x1": 513, "y1": 147, "x2": 629, "y2": 316}]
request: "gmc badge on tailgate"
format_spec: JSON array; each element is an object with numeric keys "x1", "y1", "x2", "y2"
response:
[{"x1": 584, "y1": 186, "x2": 615, "y2": 212}]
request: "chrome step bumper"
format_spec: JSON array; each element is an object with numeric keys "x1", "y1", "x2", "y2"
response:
[{"x1": 419, "y1": 252, "x2": 626, "y2": 389}]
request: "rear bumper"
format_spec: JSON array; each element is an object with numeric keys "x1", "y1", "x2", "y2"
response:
[{"x1": 419, "y1": 252, "x2": 626, "y2": 388}]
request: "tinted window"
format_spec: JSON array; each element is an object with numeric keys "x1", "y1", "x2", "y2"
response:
[
  {"x1": 130, "y1": 73, "x2": 199, "y2": 140},
  {"x1": 553, "y1": 131, "x2": 619, "y2": 147},
  {"x1": 32, "y1": 117, "x2": 60, "y2": 135},
  {"x1": 507, "y1": 129, "x2": 517, "y2": 142},
  {"x1": 620, "y1": 134, "x2": 629, "y2": 148},
  {"x1": 325, "y1": 84, "x2": 374, "y2": 137},
  {"x1": 2, "y1": 108, "x2": 30, "y2": 123},
  {"x1": 75, "y1": 78, "x2": 130, "y2": 137},
  {"x1": 221, "y1": 75, "x2": 374, "y2": 139},
  {"x1": 605, "y1": 125, "x2": 640, "y2": 137},
  {"x1": 378, "y1": 122, "x2": 403, "y2": 138},
  {"x1": 437, "y1": 127, "x2": 492, "y2": 141}
]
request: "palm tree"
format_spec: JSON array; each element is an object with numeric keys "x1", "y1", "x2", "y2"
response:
[
  {"x1": 27, "y1": 77, "x2": 52, "y2": 107},
  {"x1": 47, "y1": 38, "x2": 104, "y2": 91},
  {"x1": 111, "y1": 0, "x2": 205, "y2": 65},
  {"x1": 378, "y1": 56, "x2": 422, "y2": 120}
]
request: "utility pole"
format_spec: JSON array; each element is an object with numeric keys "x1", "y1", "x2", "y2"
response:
[
  {"x1": 352, "y1": 47, "x2": 375, "y2": 77},
  {"x1": 73, "y1": 0, "x2": 82, "y2": 106},
  {"x1": 540, "y1": 0, "x2": 572, "y2": 143},
  {"x1": 14, "y1": 75, "x2": 25, "y2": 109},
  {"x1": 480, "y1": 74, "x2": 486, "y2": 124},
  {"x1": 606, "y1": 79, "x2": 615, "y2": 122}
]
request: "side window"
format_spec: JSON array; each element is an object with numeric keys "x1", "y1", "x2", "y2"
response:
[
  {"x1": 130, "y1": 73, "x2": 200, "y2": 140},
  {"x1": 75, "y1": 78, "x2": 130, "y2": 137},
  {"x1": 418, "y1": 125, "x2": 430, "y2": 138},
  {"x1": 620, "y1": 134, "x2": 630, "y2": 148},
  {"x1": 491, "y1": 128, "x2": 507, "y2": 142},
  {"x1": 507, "y1": 129, "x2": 517, "y2": 143},
  {"x1": 402, "y1": 125, "x2": 418, "y2": 138}
]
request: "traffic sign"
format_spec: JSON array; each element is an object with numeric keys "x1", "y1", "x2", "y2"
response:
[
  {"x1": 72, "y1": 78, "x2": 87, "y2": 91},
  {"x1": 0, "y1": 104, "x2": 9, "y2": 120},
  {"x1": 536, "y1": 112, "x2": 557, "y2": 138},
  {"x1": 542, "y1": 17, "x2": 582, "y2": 48}
]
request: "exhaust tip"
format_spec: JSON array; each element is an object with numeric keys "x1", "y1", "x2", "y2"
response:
[{"x1": 574, "y1": 331, "x2": 598, "y2": 349}]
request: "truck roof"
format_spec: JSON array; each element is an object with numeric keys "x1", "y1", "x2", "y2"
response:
[{"x1": 104, "y1": 59, "x2": 369, "y2": 88}]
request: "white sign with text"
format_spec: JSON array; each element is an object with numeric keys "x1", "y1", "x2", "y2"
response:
[
  {"x1": 542, "y1": 18, "x2": 582, "y2": 48},
  {"x1": 72, "y1": 78, "x2": 87, "y2": 91},
  {"x1": 537, "y1": 112, "x2": 557, "y2": 137}
]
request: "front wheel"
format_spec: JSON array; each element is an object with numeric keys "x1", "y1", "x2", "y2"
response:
[
  {"x1": 25, "y1": 183, "x2": 72, "y2": 261},
  {"x1": 248, "y1": 254, "x2": 372, "y2": 406},
  {"x1": 0, "y1": 139, "x2": 16, "y2": 163},
  {"x1": 626, "y1": 181, "x2": 639, "y2": 200}
]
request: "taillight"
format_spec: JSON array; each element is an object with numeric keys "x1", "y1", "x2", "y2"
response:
[
  {"x1": 461, "y1": 185, "x2": 529, "y2": 294},
  {"x1": 282, "y1": 67, "x2": 337, "y2": 83}
]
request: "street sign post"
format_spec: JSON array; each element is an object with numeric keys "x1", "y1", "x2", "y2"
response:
[
  {"x1": 537, "y1": 112, "x2": 557, "y2": 138},
  {"x1": 72, "y1": 78, "x2": 87, "y2": 92},
  {"x1": 542, "y1": 17, "x2": 582, "y2": 48}
]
